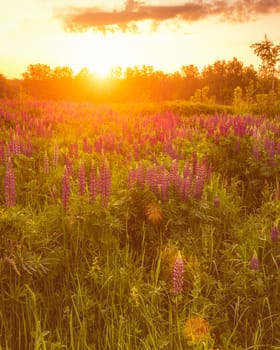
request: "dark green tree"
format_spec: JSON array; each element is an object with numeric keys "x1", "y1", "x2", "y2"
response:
[{"x1": 250, "y1": 34, "x2": 280, "y2": 91}]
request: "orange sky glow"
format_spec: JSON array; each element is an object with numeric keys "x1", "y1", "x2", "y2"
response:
[{"x1": 1, "y1": 0, "x2": 280, "y2": 79}]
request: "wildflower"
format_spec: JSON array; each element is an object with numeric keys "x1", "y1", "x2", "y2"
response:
[
  {"x1": 172, "y1": 251, "x2": 184, "y2": 295},
  {"x1": 89, "y1": 162, "x2": 98, "y2": 202},
  {"x1": 270, "y1": 226, "x2": 279, "y2": 242},
  {"x1": 249, "y1": 253, "x2": 260, "y2": 270},
  {"x1": 62, "y1": 166, "x2": 70, "y2": 209},
  {"x1": 4, "y1": 158, "x2": 16, "y2": 207},
  {"x1": 78, "y1": 160, "x2": 86, "y2": 196},
  {"x1": 183, "y1": 315, "x2": 211, "y2": 344},
  {"x1": 99, "y1": 157, "x2": 111, "y2": 207}
]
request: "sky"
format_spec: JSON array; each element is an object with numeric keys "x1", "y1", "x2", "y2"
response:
[{"x1": 1, "y1": 0, "x2": 280, "y2": 79}]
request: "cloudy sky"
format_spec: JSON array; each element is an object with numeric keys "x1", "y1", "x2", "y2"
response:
[{"x1": 1, "y1": 0, "x2": 280, "y2": 78}]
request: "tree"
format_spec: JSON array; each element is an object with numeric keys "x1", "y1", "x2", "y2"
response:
[
  {"x1": 22, "y1": 64, "x2": 52, "y2": 80},
  {"x1": 0, "y1": 74, "x2": 8, "y2": 98},
  {"x1": 250, "y1": 35, "x2": 280, "y2": 91}
]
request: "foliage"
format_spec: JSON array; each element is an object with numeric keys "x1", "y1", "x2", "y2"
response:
[{"x1": 1, "y1": 99, "x2": 280, "y2": 349}]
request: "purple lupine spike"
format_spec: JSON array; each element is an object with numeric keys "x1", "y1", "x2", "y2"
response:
[
  {"x1": 249, "y1": 254, "x2": 260, "y2": 270},
  {"x1": 89, "y1": 162, "x2": 98, "y2": 202},
  {"x1": 0, "y1": 140, "x2": 5, "y2": 164},
  {"x1": 270, "y1": 226, "x2": 279, "y2": 242},
  {"x1": 43, "y1": 152, "x2": 49, "y2": 175},
  {"x1": 192, "y1": 152, "x2": 198, "y2": 175},
  {"x1": 159, "y1": 169, "x2": 169, "y2": 202},
  {"x1": 183, "y1": 177, "x2": 192, "y2": 201},
  {"x1": 169, "y1": 160, "x2": 179, "y2": 187},
  {"x1": 4, "y1": 158, "x2": 16, "y2": 207},
  {"x1": 99, "y1": 157, "x2": 111, "y2": 207},
  {"x1": 128, "y1": 168, "x2": 137, "y2": 188},
  {"x1": 193, "y1": 160, "x2": 206, "y2": 199},
  {"x1": 183, "y1": 161, "x2": 192, "y2": 179},
  {"x1": 137, "y1": 164, "x2": 146, "y2": 189},
  {"x1": 173, "y1": 252, "x2": 184, "y2": 296},
  {"x1": 78, "y1": 160, "x2": 86, "y2": 196},
  {"x1": 61, "y1": 166, "x2": 70, "y2": 209}
]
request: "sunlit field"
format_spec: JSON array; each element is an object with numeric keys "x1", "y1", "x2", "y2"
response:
[{"x1": 1, "y1": 98, "x2": 280, "y2": 349}]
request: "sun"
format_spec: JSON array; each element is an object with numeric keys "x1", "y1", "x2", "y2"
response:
[
  {"x1": 91, "y1": 62, "x2": 112, "y2": 79},
  {"x1": 62, "y1": 32, "x2": 117, "y2": 79}
]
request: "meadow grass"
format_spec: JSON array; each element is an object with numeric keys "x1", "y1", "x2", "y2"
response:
[{"x1": 1, "y1": 99, "x2": 280, "y2": 349}]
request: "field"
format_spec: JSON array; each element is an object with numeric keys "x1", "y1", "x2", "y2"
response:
[{"x1": 1, "y1": 99, "x2": 280, "y2": 349}]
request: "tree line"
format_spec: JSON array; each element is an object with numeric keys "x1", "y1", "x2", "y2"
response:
[{"x1": 1, "y1": 35, "x2": 279, "y2": 105}]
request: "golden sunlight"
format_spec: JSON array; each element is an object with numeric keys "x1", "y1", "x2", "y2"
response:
[{"x1": 62, "y1": 31, "x2": 129, "y2": 78}]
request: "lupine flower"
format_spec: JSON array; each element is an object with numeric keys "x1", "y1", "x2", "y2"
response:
[
  {"x1": 4, "y1": 158, "x2": 16, "y2": 207},
  {"x1": 249, "y1": 253, "x2": 260, "y2": 270},
  {"x1": 172, "y1": 251, "x2": 184, "y2": 295},
  {"x1": 78, "y1": 160, "x2": 86, "y2": 196},
  {"x1": 61, "y1": 166, "x2": 70, "y2": 209},
  {"x1": 99, "y1": 157, "x2": 111, "y2": 207},
  {"x1": 183, "y1": 316, "x2": 210, "y2": 344},
  {"x1": 270, "y1": 226, "x2": 279, "y2": 242},
  {"x1": 193, "y1": 161, "x2": 206, "y2": 199},
  {"x1": 89, "y1": 162, "x2": 98, "y2": 202}
]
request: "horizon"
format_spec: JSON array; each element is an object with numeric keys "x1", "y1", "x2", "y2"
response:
[{"x1": 1, "y1": 0, "x2": 280, "y2": 79}]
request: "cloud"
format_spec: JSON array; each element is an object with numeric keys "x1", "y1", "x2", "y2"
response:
[{"x1": 55, "y1": 0, "x2": 280, "y2": 33}]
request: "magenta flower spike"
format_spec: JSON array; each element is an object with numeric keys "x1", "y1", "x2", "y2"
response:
[
  {"x1": 78, "y1": 160, "x2": 86, "y2": 196},
  {"x1": 270, "y1": 226, "x2": 279, "y2": 242},
  {"x1": 62, "y1": 166, "x2": 70, "y2": 209},
  {"x1": 173, "y1": 252, "x2": 185, "y2": 296},
  {"x1": 99, "y1": 157, "x2": 111, "y2": 207},
  {"x1": 249, "y1": 253, "x2": 260, "y2": 270},
  {"x1": 4, "y1": 158, "x2": 16, "y2": 207},
  {"x1": 89, "y1": 162, "x2": 98, "y2": 202}
]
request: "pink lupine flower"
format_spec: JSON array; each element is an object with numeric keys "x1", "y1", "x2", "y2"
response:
[
  {"x1": 159, "y1": 169, "x2": 169, "y2": 202},
  {"x1": 78, "y1": 160, "x2": 86, "y2": 196},
  {"x1": 249, "y1": 254, "x2": 260, "y2": 270},
  {"x1": 173, "y1": 252, "x2": 185, "y2": 295},
  {"x1": 99, "y1": 157, "x2": 111, "y2": 207},
  {"x1": 193, "y1": 160, "x2": 206, "y2": 199},
  {"x1": 89, "y1": 162, "x2": 98, "y2": 202},
  {"x1": 270, "y1": 226, "x2": 279, "y2": 242},
  {"x1": 61, "y1": 167, "x2": 70, "y2": 209},
  {"x1": 4, "y1": 158, "x2": 16, "y2": 207},
  {"x1": 183, "y1": 177, "x2": 192, "y2": 201}
]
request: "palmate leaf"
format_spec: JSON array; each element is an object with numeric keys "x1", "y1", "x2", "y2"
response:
[{"x1": 145, "y1": 202, "x2": 162, "y2": 224}]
